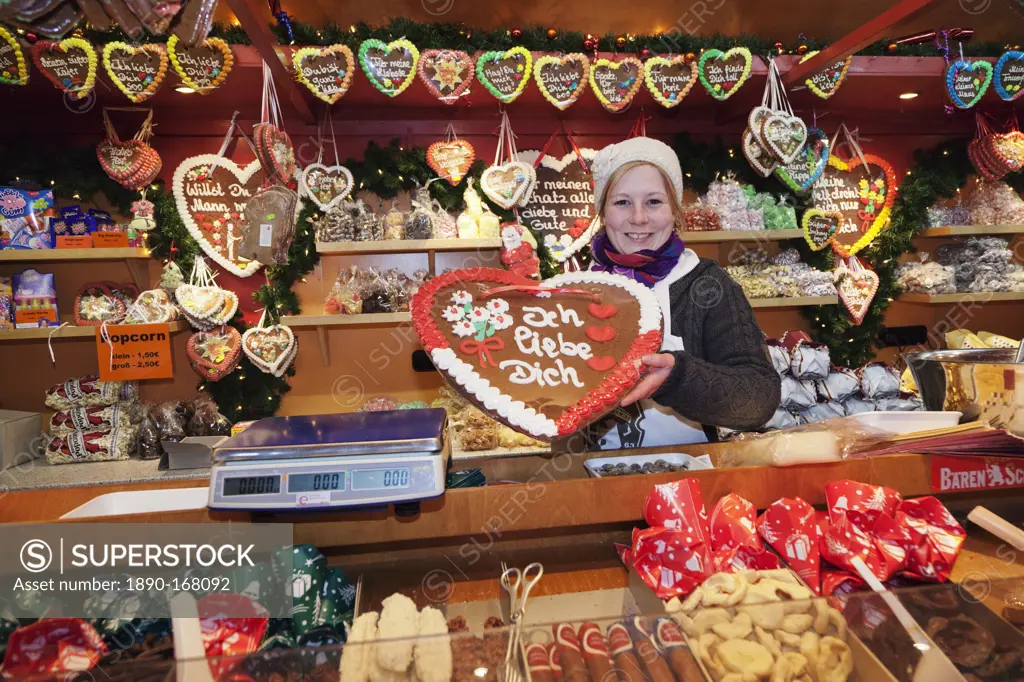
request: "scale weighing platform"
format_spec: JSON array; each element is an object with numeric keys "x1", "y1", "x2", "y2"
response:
[{"x1": 209, "y1": 408, "x2": 449, "y2": 513}]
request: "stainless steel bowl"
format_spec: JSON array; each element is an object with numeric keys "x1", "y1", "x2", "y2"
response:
[{"x1": 905, "y1": 349, "x2": 1024, "y2": 436}]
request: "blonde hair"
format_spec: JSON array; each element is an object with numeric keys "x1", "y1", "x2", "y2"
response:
[{"x1": 597, "y1": 161, "x2": 685, "y2": 229}]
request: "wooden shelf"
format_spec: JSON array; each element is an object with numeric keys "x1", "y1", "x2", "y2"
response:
[
  {"x1": 0, "y1": 248, "x2": 152, "y2": 261},
  {"x1": 317, "y1": 239, "x2": 502, "y2": 255},
  {"x1": 682, "y1": 229, "x2": 803, "y2": 243},
  {"x1": 899, "y1": 292, "x2": 1024, "y2": 304},
  {"x1": 917, "y1": 225, "x2": 1024, "y2": 238},
  {"x1": 0, "y1": 320, "x2": 187, "y2": 342},
  {"x1": 282, "y1": 313, "x2": 412, "y2": 327},
  {"x1": 748, "y1": 295, "x2": 838, "y2": 308}
]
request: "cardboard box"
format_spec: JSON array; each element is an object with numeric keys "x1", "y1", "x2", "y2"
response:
[
  {"x1": 0, "y1": 410, "x2": 42, "y2": 470},
  {"x1": 160, "y1": 436, "x2": 225, "y2": 470}
]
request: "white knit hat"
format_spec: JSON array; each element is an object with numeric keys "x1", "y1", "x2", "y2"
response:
[{"x1": 591, "y1": 137, "x2": 684, "y2": 209}]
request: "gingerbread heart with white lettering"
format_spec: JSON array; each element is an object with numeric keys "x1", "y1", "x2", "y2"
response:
[
  {"x1": 253, "y1": 123, "x2": 297, "y2": 184},
  {"x1": 32, "y1": 37, "x2": 97, "y2": 99},
  {"x1": 102, "y1": 42, "x2": 168, "y2": 103},
  {"x1": 800, "y1": 51, "x2": 852, "y2": 100},
  {"x1": 242, "y1": 324, "x2": 296, "y2": 376},
  {"x1": 427, "y1": 140, "x2": 475, "y2": 186},
  {"x1": 802, "y1": 209, "x2": 841, "y2": 251},
  {"x1": 411, "y1": 267, "x2": 662, "y2": 441},
  {"x1": 534, "y1": 53, "x2": 590, "y2": 110},
  {"x1": 299, "y1": 163, "x2": 354, "y2": 211},
  {"x1": 643, "y1": 56, "x2": 696, "y2": 108},
  {"x1": 167, "y1": 35, "x2": 233, "y2": 93},
  {"x1": 836, "y1": 266, "x2": 879, "y2": 325},
  {"x1": 97, "y1": 139, "x2": 162, "y2": 190},
  {"x1": 697, "y1": 47, "x2": 751, "y2": 101},
  {"x1": 476, "y1": 46, "x2": 532, "y2": 103},
  {"x1": 172, "y1": 154, "x2": 263, "y2": 277},
  {"x1": 481, "y1": 162, "x2": 537, "y2": 209},
  {"x1": 589, "y1": 57, "x2": 643, "y2": 112},
  {"x1": 292, "y1": 44, "x2": 355, "y2": 104},
  {"x1": 187, "y1": 326, "x2": 242, "y2": 381},
  {"x1": 418, "y1": 49, "x2": 474, "y2": 103},
  {"x1": 761, "y1": 113, "x2": 807, "y2": 165}
]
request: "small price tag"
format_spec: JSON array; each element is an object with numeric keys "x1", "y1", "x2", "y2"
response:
[
  {"x1": 92, "y1": 231, "x2": 130, "y2": 248},
  {"x1": 57, "y1": 235, "x2": 92, "y2": 248},
  {"x1": 96, "y1": 323, "x2": 174, "y2": 380},
  {"x1": 931, "y1": 455, "x2": 1024, "y2": 492},
  {"x1": 259, "y1": 223, "x2": 273, "y2": 247}
]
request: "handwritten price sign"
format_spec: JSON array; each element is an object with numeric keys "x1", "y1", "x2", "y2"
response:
[{"x1": 96, "y1": 323, "x2": 173, "y2": 381}]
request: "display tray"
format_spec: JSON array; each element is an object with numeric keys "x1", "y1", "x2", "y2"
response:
[{"x1": 584, "y1": 452, "x2": 714, "y2": 478}]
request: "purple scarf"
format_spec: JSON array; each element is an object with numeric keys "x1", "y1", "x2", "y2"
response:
[{"x1": 590, "y1": 231, "x2": 685, "y2": 287}]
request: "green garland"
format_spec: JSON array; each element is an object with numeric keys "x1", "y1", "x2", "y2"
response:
[{"x1": 67, "y1": 18, "x2": 1014, "y2": 58}]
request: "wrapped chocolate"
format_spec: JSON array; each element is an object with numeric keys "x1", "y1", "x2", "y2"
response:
[
  {"x1": 186, "y1": 394, "x2": 231, "y2": 436},
  {"x1": 682, "y1": 204, "x2": 721, "y2": 231},
  {"x1": 757, "y1": 497, "x2": 822, "y2": 593},
  {"x1": 859, "y1": 362, "x2": 900, "y2": 399},
  {"x1": 790, "y1": 341, "x2": 831, "y2": 380},
  {"x1": 383, "y1": 204, "x2": 405, "y2": 240},
  {"x1": 359, "y1": 269, "x2": 393, "y2": 314},
  {"x1": 765, "y1": 340, "x2": 791, "y2": 376},
  {"x1": 405, "y1": 190, "x2": 436, "y2": 240},
  {"x1": 707, "y1": 493, "x2": 780, "y2": 571},
  {"x1": 799, "y1": 401, "x2": 845, "y2": 423},
  {"x1": 324, "y1": 265, "x2": 363, "y2": 315},
  {"x1": 771, "y1": 248, "x2": 801, "y2": 266},
  {"x1": 3, "y1": 619, "x2": 108, "y2": 677},
  {"x1": 317, "y1": 202, "x2": 357, "y2": 242},
  {"x1": 874, "y1": 393, "x2": 924, "y2": 412},
  {"x1": 432, "y1": 200, "x2": 458, "y2": 239},
  {"x1": 46, "y1": 424, "x2": 136, "y2": 465},
  {"x1": 761, "y1": 407, "x2": 799, "y2": 431},
  {"x1": 780, "y1": 375, "x2": 816, "y2": 411},
  {"x1": 49, "y1": 404, "x2": 132, "y2": 437},
  {"x1": 842, "y1": 396, "x2": 875, "y2": 414},
  {"x1": 817, "y1": 368, "x2": 860, "y2": 402},
  {"x1": 45, "y1": 376, "x2": 138, "y2": 410}
]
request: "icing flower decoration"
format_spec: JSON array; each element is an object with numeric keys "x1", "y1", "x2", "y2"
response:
[
  {"x1": 469, "y1": 306, "x2": 490, "y2": 324},
  {"x1": 485, "y1": 299, "x2": 509, "y2": 314},
  {"x1": 451, "y1": 290, "x2": 473, "y2": 306},
  {"x1": 489, "y1": 312, "x2": 513, "y2": 330},
  {"x1": 442, "y1": 305, "x2": 466, "y2": 322},
  {"x1": 452, "y1": 320, "x2": 475, "y2": 338}
]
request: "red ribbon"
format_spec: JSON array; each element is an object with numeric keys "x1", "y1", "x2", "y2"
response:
[
  {"x1": 479, "y1": 284, "x2": 598, "y2": 300},
  {"x1": 533, "y1": 123, "x2": 590, "y2": 175},
  {"x1": 460, "y1": 337, "x2": 504, "y2": 366}
]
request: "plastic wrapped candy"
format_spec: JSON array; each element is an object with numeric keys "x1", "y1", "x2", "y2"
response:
[
  {"x1": 817, "y1": 368, "x2": 860, "y2": 402},
  {"x1": 362, "y1": 397, "x2": 399, "y2": 412},
  {"x1": 432, "y1": 200, "x2": 458, "y2": 239},
  {"x1": 859, "y1": 362, "x2": 901, "y2": 399},
  {"x1": 842, "y1": 396, "x2": 875, "y2": 414},
  {"x1": 771, "y1": 248, "x2": 801, "y2": 266},
  {"x1": 384, "y1": 268, "x2": 412, "y2": 312},
  {"x1": 404, "y1": 269, "x2": 430, "y2": 300},
  {"x1": 757, "y1": 497, "x2": 822, "y2": 593},
  {"x1": 765, "y1": 339, "x2": 791, "y2": 376},
  {"x1": 352, "y1": 201, "x2": 379, "y2": 241},
  {"x1": 405, "y1": 189, "x2": 436, "y2": 240},
  {"x1": 324, "y1": 265, "x2": 363, "y2": 315},
  {"x1": 0, "y1": 277, "x2": 12, "y2": 330},
  {"x1": 761, "y1": 407, "x2": 799, "y2": 431},
  {"x1": 965, "y1": 181, "x2": 1024, "y2": 226},
  {"x1": 682, "y1": 204, "x2": 721, "y2": 232},
  {"x1": 766, "y1": 266, "x2": 800, "y2": 297},
  {"x1": 398, "y1": 401, "x2": 429, "y2": 410},
  {"x1": 790, "y1": 341, "x2": 831, "y2": 380},
  {"x1": 926, "y1": 204, "x2": 950, "y2": 228},
  {"x1": 896, "y1": 261, "x2": 956, "y2": 295},
  {"x1": 802, "y1": 282, "x2": 838, "y2": 297},
  {"x1": 781, "y1": 375, "x2": 816, "y2": 412},
  {"x1": 186, "y1": 394, "x2": 231, "y2": 436},
  {"x1": 874, "y1": 393, "x2": 924, "y2": 412},
  {"x1": 800, "y1": 401, "x2": 845, "y2": 424},
  {"x1": 359, "y1": 268, "x2": 394, "y2": 314},
  {"x1": 383, "y1": 204, "x2": 405, "y2": 240},
  {"x1": 317, "y1": 203, "x2": 356, "y2": 242}
]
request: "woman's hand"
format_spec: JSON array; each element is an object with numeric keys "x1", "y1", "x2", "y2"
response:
[{"x1": 620, "y1": 353, "x2": 675, "y2": 406}]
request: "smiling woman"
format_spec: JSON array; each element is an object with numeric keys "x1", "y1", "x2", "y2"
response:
[{"x1": 579, "y1": 137, "x2": 781, "y2": 449}]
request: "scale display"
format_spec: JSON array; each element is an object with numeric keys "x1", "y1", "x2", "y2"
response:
[
  {"x1": 288, "y1": 472, "x2": 345, "y2": 493},
  {"x1": 223, "y1": 476, "x2": 282, "y2": 497},
  {"x1": 352, "y1": 468, "x2": 410, "y2": 490}
]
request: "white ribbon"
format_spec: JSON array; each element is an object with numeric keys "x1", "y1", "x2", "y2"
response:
[{"x1": 47, "y1": 322, "x2": 69, "y2": 364}]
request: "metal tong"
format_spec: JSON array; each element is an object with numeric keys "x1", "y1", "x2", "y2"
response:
[{"x1": 500, "y1": 561, "x2": 543, "y2": 682}]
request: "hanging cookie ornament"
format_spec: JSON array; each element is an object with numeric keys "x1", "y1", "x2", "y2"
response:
[
  {"x1": 239, "y1": 184, "x2": 299, "y2": 266},
  {"x1": 799, "y1": 51, "x2": 852, "y2": 100},
  {"x1": 775, "y1": 125, "x2": 830, "y2": 194},
  {"x1": 697, "y1": 46, "x2": 751, "y2": 100},
  {"x1": 534, "y1": 53, "x2": 590, "y2": 110},
  {"x1": 475, "y1": 46, "x2": 532, "y2": 103},
  {"x1": 418, "y1": 48, "x2": 474, "y2": 103},
  {"x1": 358, "y1": 38, "x2": 419, "y2": 97},
  {"x1": 643, "y1": 55, "x2": 696, "y2": 108},
  {"x1": 801, "y1": 208, "x2": 842, "y2": 251},
  {"x1": 32, "y1": 37, "x2": 97, "y2": 99},
  {"x1": 187, "y1": 326, "x2": 242, "y2": 382},
  {"x1": 242, "y1": 308, "x2": 297, "y2": 377},
  {"x1": 480, "y1": 110, "x2": 537, "y2": 210},
  {"x1": 995, "y1": 50, "x2": 1024, "y2": 101},
  {"x1": 758, "y1": 59, "x2": 808, "y2": 165},
  {"x1": 167, "y1": 35, "x2": 233, "y2": 93},
  {"x1": 298, "y1": 110, "x2": 353, "y2": 210},
  {"x1": 292, "y1": 44, "x2": 355, "y2": 104},
  {"x1": 0, "y1": 27, "x2": 29, "y2": 86},
  {"x1": 427, "y1": 123, "x2": 475, "y2": 186},
  {"x1": 96, "y1": 109, "x2": 162, "y2": 191},
  {"x1": 945, "y1": 44, "x2": 993, "y2": 110},
  {"x1": 175, "y1": 256, "x2": 240, "y2": 330},
  {"x1": 102, "y1": 42, "x2": 168, "y2": 103},
  {"x1": 742, "y1": 74, "x2": 779, "y2": 177},
  {"x1": 589, "y1": 56, "x2": 643, "y2": 113},
  {"x1": 253, "y1": 61, "x2": 297, "y2": 185},
  {"x1": 834, "y1": 256, "x2": 879, "y2": 325}
]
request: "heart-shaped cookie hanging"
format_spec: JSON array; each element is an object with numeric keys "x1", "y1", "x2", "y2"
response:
[
  {"x1": 172, "y1": 154, "x2": 264, "y2": 277},
  {"x1": 411, "y1": 268, "x2": 662, "y2": 441},
  {"x1": 253, "y1": 123, "x2": 297, "y2": 184},
  {"x1": 534, "y1": 53, "x2": 590, "y2": 110},
  {"x1": 945, "y1": 58, "x2": 993, "y2": 109},
  {"x1": 761, "y1": 113, "x2": 808, "y2": 165},
  {"x1": 810, "y1": 153, "x2": 897, "y2": 258},
  {"x1": 643, "y1": 56, "x2": 696, "y2": 108},
  {"x1": 292, "y1": 44, "x2": 355, "y2": 104},
  {"x1": 774, "y1": 127, "x2": 829, "y2": 194},
  {"x1": 418, "y1": 49, "x2": 474, "y2": 103},
  {"x1": 427, "y1": 139, "x2": 475, "y2": 186},
  {"x1": 836, "y1": 265, "x2": 879, "y2": 325},
  {"x1": 102, "y1": 42, "x2": 168, "y2": 103},
  {"x1": 74, "y1": 284, "x2": 127, "y2": 327},
  {"x1": 299, "y1": 163, "x2": 354, "y2": 211},
  {"x1": 97, "y1": 139, "x2": 163, "y2": 190},
  {"x1": 801, "y1": 209, "x2": 842, "y2": 251},
  {"x1": 589, "y1": 57, "x2": 643, "y2": 113},
  {"x1": 995, "y1": 51, "x2": 1024, "y2": 101},
  {"x1": 742, "y1": 128, "x2": 776, "y2": 177},
  {"x1": 124, "y1": 289, "x2": 179, "y2": 324},
  {"x1": 800, "y1": 51, "x2": 852, "y2": 100},
  {"x1": 475, "y1": 46, "x2": 532, "y2": 103},
  {"x1": 481, "y1": 162, "x2": 537, "y2": 210},
  {"x1": 187, "y1": 326, "x2": 242, "y2": 381},
  {"x1": 167, "y1": 35, "x2": 233, "y2": 93},
  {"x1": 32, "y1": 37, "x2": 97, "y2": 99},
  {"x1": 175, "y1": 283, "x2": 239, "y2": 330},
  {"x1": 242, "y1": 324, "x2": 297, "y2": 376},
  {"x1": 698, "y1": 47, "x2": 751, "y2": 101},
  {"x1": 0, "y1": 26, "x2": 29, "y2": 86},
  {"x1": 358, "y1": 38, "x2": 419, "y2": 97}
]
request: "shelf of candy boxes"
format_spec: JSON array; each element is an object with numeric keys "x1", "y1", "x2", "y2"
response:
[
  {"x1": 0, "y1": 192, "x2": 150, "y2": 253},
  {"x1": 919, "y1": 179, "x2": 1024, "y2": 237},
  {"x1": 37, "y1": 374, "x2": 232, "y2": 467},
  {"x1": 722, "y1": 249, "x2": 838, "y2": 304},
  {"x1": 896, "y1": 236, "x2": 1024, "y2": 298},
  {"x1": 314, "y1": 184, "x2": 504, "y2": 253},
  {"x1": 622, "y1": 476, "x2": 1024, "y2": 682}
]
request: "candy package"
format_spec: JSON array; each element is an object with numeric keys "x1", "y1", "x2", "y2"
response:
[
  {"x1": 790, "y1": 341, "x2": 831, "y2": 380},
  {"x1": 13, "y1": 268, "x2": 58, "y2": 328},
  {"x1": 324, "y1": 265, "x2": 363, "y2": 315},
  {"x1": 799, "y1": 401, "x2": 845, "y2": 424},
  {"x1": 383, "y1": 204, "x2": 405, "y2": 240},
  {"x1": 761, "y1": 407, "x2": 799, "y2": 431},
  {"x1": 49, "y1": 403, "x2": 134, "y2": 437},
  {"x1": 682, "y1": 204, "x2": 721, "y2": 232},
  {"x1": 859, "y1": 362, "x2": 901, "y2": 399},
  {"x1": 780, "y1": 375, "x2": 816, "y2": 412},
  {"x1": 359, "y1": 268, "x2": 394, "y2": 314},
  {"x1": 405, "y1": 190, "x2": 436, "y2": 240},
  {"x1": 46, "y1": 376, "x2": 138, "y2": 410},
  {"x1": 240, "y1": 185, "x2": 299, "y2": 265},
  {"x1": 317, "y1": 203, "x2": 357, "y2": 243},
  {"x1": 432, "y1": 200, "x2": 458, "y2": 239},
  {"x1": 817, "y1": 368, "x2": 860, "y2": 402},
  {"x1": 184, "y1": 394, "x2": 231, "y2": 437},
  {"x1": 0, "y1": 188, "x2": 55, "y2": 249},
  {"x1": 765, "y1": 339, "x2": 791, "y2": 376},
  {"x1": 136, "y1": 401, "x2": 188, "y2": 460},
  {"x1": 46, "y1": 423, "x2": 136, "y2": 465},
  {"x1": 0, "y1": 277, "x2": 12, "y2": 330},
  {"x1": 354, "y1": 201, "x2": 381, "y2": 241},
  {"x1": 51, "y1": 205, "x2": 97, "y2": 239}
]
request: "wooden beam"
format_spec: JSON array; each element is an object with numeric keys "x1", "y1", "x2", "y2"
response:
[
  {"x1": 782, "y1": 0, "x2": 939, "y2": 86},
  {"x1": 226, "y1": 0, "x2": 317, "y2": 124}
]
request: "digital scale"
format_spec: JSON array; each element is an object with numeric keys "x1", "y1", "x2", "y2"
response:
[{"x1": 208, "y1": 408, "x2": 449, "y2": 514}]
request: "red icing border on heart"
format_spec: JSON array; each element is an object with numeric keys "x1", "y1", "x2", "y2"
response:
[
  {"x1": 411, "y1": 267, "x2": 661, "y2": 438},
  {"x1": 417, "y1": 48, "x2": 475, "y2": 102}
]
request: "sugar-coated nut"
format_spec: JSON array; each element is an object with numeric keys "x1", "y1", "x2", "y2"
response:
[
  {"x1": 684, "y1": 608, "x2": 732, "y2": 637},
  {"x1": 780, "y1": 614, "x2": 814, "y2": 634},
  {"x1": 697, "y1": 633, "x2": 727, "y2": 679},
  {"x1": 742, "y1": 581, "x2": 783, "y2": 605},
  {"x1": 717, "y1": 639, "x2": 775, "y2": 677},
  {"x1": 755, "y1": 569, "x2": 801, "y2": 585},
  {"x1": 712, "y1": 612, "x2": 753, "y2": 640},
  {"x1": 771, "y1": 654, "x2": 793, "y2": 682},
  {"x1": 783, "y1": 653, "x2": 808, "y2": 678},
  {"x1": 799, "y1": 631, "x2": 820, "y2": 672},
  {"x1": 703, "y1": 572, "x2": 749, "y2": 606}
]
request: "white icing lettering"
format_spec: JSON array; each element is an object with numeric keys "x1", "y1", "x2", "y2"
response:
[
  {"x1": 521, "y1": 306, "x2": 558, "y2": 328},
  {"x1": 498, "y1": 358, "x2": 586, "y2": 388},
  {"x1": 556, "y1": 304, "x2": 583, "y2": 327}
]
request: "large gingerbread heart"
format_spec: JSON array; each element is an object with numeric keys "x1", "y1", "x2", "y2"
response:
[
  {"x1": 167, "y1": 35, "x2": 233, "y2": 93},
  {"x1": 534, "y1": 53, "x2": 590, "y2": 110},
  {"x1": 292, "y1": 44, "x2": 354, "y2": 104},
  {"x1": 476, "y1": 47, "x2": 532, "y2": 103},
  {"x1": 836, "y1": 266, "x2": 879, "y2": 325},
  {"x1": 32, "y1": 37, "x2": 97, "y2": 100},
  {"x1": 427, "y1": 140, "x2": 475, "y2": 186},
  {"x1": 242, "y1": 324, "x2": 296, "y2": 376},
  {"x1": 589, "y1": 57, "x2": 643, "y2": 113},
  {"x1": 299, "y1": 163, "x2": 354, "y2": 211},
  {"x1": 253, "y1": 123, "x2": 297, "y2": 184},
  {"x1": 102, "y1": 41, "x2": 168, "y2": 103},
  {"x1": 187, "y1": 326, "x2": 242, "y2": 381},
  {"x1": 697, "y1": 47, "x2": 751, "y2": 101},
  {"x1": 418, "y1": 49, "x2": 474, "y2": 103},
  {"x1": 480, "y1": 162, "x2": 537, "y2": 209},
  {"x1": 945, "y1": 58, "x2": 993, "y2": 109},
  {"x1": 358, "y1": 38, "x2": 419, "y2": 97},
  {"x1": 411, "y1": 268, "x2": 662, "y2": 441},
  {"x1": 172, "y1": 154, "x2": 263, "y2": 277},
  {"x1": 643, "y1": 56, "x2": 696, "y2": 108},
  {"x1": 810, "y1": 154, "x2": 897, "y2": 258}
]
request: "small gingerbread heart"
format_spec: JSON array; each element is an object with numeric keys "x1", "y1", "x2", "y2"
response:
[
  {"x1": 643, "y1": 56, "x2": 696, "y2": 108},
  {"x1": 589, "y1": 57, "x2": 643, "y2": 113},
  {"x1": 187, "y1": 326, "x2": 242, "y2": 381},
  {"x1": 476, "y1": 46, "x2": 532, "y2": 103},
  {"x1": 32, "y1": 37, "x2": 97, "y2": 100},
  {"x1": 168, "y1": 35, "x2": 233, "y2": 93},
  {"x1": 292, "y1": 44, "x2": 354, "y2": 104},
  {"x1": 802, "y1": 209, "x2": 842, "y2": 251},
  {"x1": 418, "y1": 48, "x2": 474, "y2": 103},
  {"x1": 242, "y1": 324, "x2": 297, "y2": 376},
  {"x1": 102, "y1": 42, "x2": 168, "y2": 103},
  {"x1": 427, "y1": 140, "x2": 475, "y2": 186},
  {"x1": 534, "y1": 53, "x2": 590, "y2": 110}
]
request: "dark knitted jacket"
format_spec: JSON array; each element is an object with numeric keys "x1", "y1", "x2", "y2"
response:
[{"x1": 650, "y1": 258, "x2": 781, "y2": 439}]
